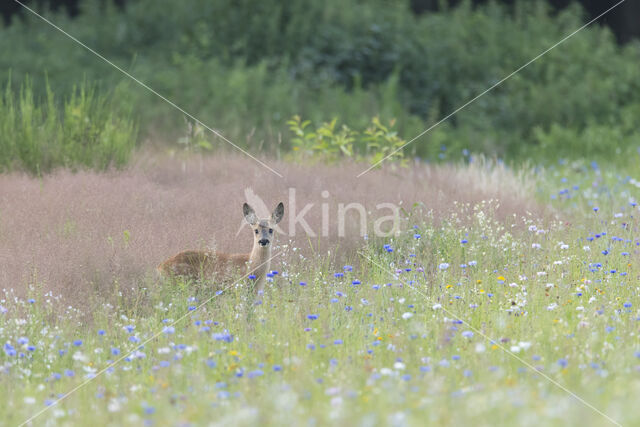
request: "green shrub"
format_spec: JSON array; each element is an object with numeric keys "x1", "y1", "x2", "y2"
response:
[
  {"x1": 0, "y1": 78, "x2": 137, "y2": 174},
  {"x1": 2, "y1": 0, "x2": 640, "y2": 164},
  {"x1": 287, "y1": 115, "x2": 407, "y2": 167}
]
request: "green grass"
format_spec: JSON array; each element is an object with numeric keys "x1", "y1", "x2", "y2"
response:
[
  {"x1": 0, "y1": 78, "x2": 137, "y2": 174},
  {"x1": 2, "y1": 166, "x2": 639, "y2": 425}
]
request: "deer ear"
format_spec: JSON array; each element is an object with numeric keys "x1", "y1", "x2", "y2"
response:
[
  {"x1": 272, "y1": 202, "x2": 284, "y2": 224},
  {"x1": 243, "y1": 203, "x2": 257, "y2": 225}
]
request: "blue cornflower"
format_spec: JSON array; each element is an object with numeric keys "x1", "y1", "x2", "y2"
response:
[
  {"x1": 111, "y1": 347, "x2": 120, "y2": 356},
  {"x1": 97, "y1": 330, "x2": 105, "y2": 336},
  {"x1": 624, "y1": 302, "x2": 632, "y2": 308},
  {"x1": 307, "y1": 314, "x2": 318, "y2": 320},
  {"x1": 334, "y1": 272, "x2": 344, "y2": 278},
  {"x1": 557, "y1": 358, "x2": 568, "y2": 368},
  {"x1": 213, "y1": 331, "x2": 234, "y2": 343},
  {"x1": 73, "y1": 340, "x2": 82, "y2": 347},
  {"x1": 461, "y1": 239, "x2": 468, "y2": 244},
  {"x1": 452, "y1": 355, "x2": 460, "y2": 361},
  {"x1": 273, "y1": 365, "x2": 282, "y2": 372},
  {"x1": 343, "y1": 265, "x2": 353, "y2": 272},
  {"x1": 206, "y1": 359, "x2": 216, "y2": 368},
  {"x1": 334, "y1": 339, "x2": 343, "y2": 345},
  {"x1": 299, "y1": 281, "x2": 307, "y2": 286},
  {"x1": 414, "y1": 234, "x2": 421, "y2": 239},
  {"x1": 4, "y1": 343, "x2": 16, "y2": 356},
  {"x1": 28, "y1": 298, "x2": 35, "y2": 304},
  {"x1": 65, "y1": 369, "x2": 75, "y2": 377},
  {"x1": 345, "y1": 306, "x2": 353, "y2": 312},
  {"x1": 163, "y1": 326, "x2": 175, "y2": 334},
  {"x1": 439, "y1": 263, "x2": 450, "y2": 270},
  {"x1": 125, "y1": 325, "x2": 135, "y2": 333},
  {"x1": 248, "y1": 274, "x2": 257, "y2": 280},
  {"x1": 129, "y1": 336, "x2": 140, "y2": 343},
  {"x1": 188, "y1": 306, "x2": 196, "y2": 311},
  {"x1": 461, "y1": 331, "x2": 474, "y2": 338},
  {"x1": 27, "y1": 345, "x2": 36, "y2": 352},
  {"x1": 420, "y1": 366, "x2": 431, "y2": 372},
  {"x1": 352, "y1": 280, "x2": 361, "y2": 285},
  {"x1": 159, "y1": 361, "x2": 170, "y2": 368}
]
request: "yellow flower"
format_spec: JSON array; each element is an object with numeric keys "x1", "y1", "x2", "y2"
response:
[{"x1": 497, "y1": 276, "x2": 505, "y2": 281}]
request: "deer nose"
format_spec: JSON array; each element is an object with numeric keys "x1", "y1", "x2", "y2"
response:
[{"x1": 258, "y1": 239, "x2": 270, "y2": 246}]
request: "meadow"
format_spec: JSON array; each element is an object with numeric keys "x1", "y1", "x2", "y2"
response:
[
  {"x1": 2, "y1": 0, "x2": 640, "y2": 425},
  {"x1": 1, "y1": 154, "x2": 639, "y2": 426}
]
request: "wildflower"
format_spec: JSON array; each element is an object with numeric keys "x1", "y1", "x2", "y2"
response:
[
  {"x1": 162, "y1": 326, "x2": 175, "y2": 334},
  {"x1": 307, "y1": 314, "x2": 318, "y2": 320},
  {"x1": 4, "y1": 343, "x2": 16, "y2": 357},
  {"x1": 461, "y1": 239, "x2": 468, "y2": 244},
  {"x1": 439, "y1": 263, "x2": 450, "y2": 271},
  {"x1": 247, "y1": 369, "x2": 264, "y2": 379},
  {"x1": 334, "y1": 339, "x2": 343, "y2": 345},
  {"x1": 624, "y1": 302, "x2": 632, "y2": 308},
  {"x1": 273, "y1": 365, "x2": 282, "y2": 372},
  {"x1": 73, "y1": 340, "x2": 83, "y2": 347},
  {"x1": 248, "y1": 274, "x2": 257, "y2": 280},
  {"x1": 111, "y1": 348, "x2": 120, "y2": 356},
  {"x1": 352, "y1": 280, "x2": 361, "y2": 285},
  {"x1": 461, "y1": 331, "x2": 474, "y2": 338},
  {"x1": 557, "y1": 358, "x2": 568, "y2": 368},
  {"x1": 213, "y1": 331, "x2": 234, "y2": 343},
  {"x1": 334, "y1": 272, "x2": 344, "y2": 278},
  {"x1": 299, "y1": 281, "x2": 307, "y2": 286},
  {"x1": 432, "y1": 303, "x2": 442, "y2": 310},
  {"x1": 402, "y1": 312, "x2": 413, "y2": 320},
  {"x1": 97, "y1": 330, "x2": 106, "y2": 336},
  {"x1": 343, "y1": 265, "x2": 353, "y2": 272}
]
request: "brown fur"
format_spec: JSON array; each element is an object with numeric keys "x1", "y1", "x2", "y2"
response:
[{"x1": 156, "y1": 202, "x2": 284, "y2": 291}]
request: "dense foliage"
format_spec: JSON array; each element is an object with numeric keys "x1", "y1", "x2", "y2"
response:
[
  {"x1": 0, "y1": 79, "x2": 136, "y2": 173},
  {"x1": 2, "y1": 0, "x2": 639, "y2": 168}
]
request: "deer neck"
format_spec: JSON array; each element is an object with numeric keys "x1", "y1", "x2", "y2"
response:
[{"x1": 248, "y1": 242, "x2": 271, "y2": 288}]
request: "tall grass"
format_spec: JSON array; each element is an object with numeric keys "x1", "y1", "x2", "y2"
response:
[
  {"x1": 0, "y1": 78, "x2": 137, "y2": 174},
  {"x1": 1, "y1": 160, "x2": 639, "y2": 425}
]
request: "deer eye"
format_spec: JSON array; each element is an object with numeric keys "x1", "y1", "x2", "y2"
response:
[
  {"x1": 254, "y1": 229, "x2": 259, "y2": 234},
  {"x1": 269, "y1": 228, "x2": 273, "y2": 234}
]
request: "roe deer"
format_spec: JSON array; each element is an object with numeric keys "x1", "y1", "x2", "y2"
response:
[{"x1": 157, "y1": 202, "x2": 284, "y2": 292}]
